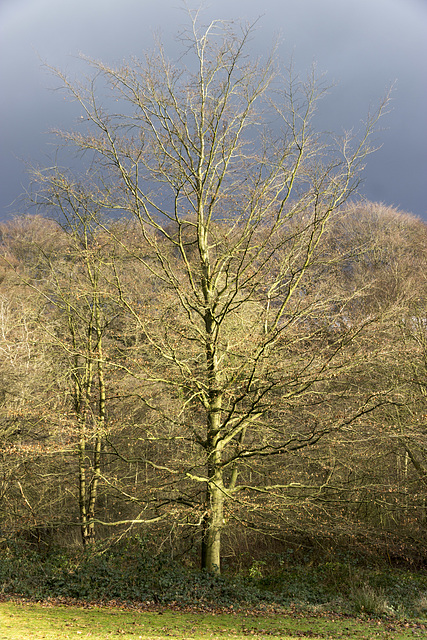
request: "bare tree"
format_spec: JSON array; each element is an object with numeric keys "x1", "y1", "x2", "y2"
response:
[
  {"x1": 0, "y1": 218, "x2": 71, "y2": 542},
  {"x1": 310, "y1": 203, "x2": 427, "y2": 555},
  {"x1": 0, "y1": 213, "x2": 169, "y2": 546},
  {"x1": 32, "y1": 14, "x2": 389, "y2": 571}
]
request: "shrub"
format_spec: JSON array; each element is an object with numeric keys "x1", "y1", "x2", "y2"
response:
[
  {"x1": 350, "y1": 585, "x2": 392, "y2": 616},
  {"x1": 1, "y1": 538, "x2": 427, "y2": 617}
]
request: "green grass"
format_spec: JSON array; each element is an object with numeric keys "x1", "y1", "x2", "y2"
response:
[{"x1": 0, "y1": 600, "x2": 426, "y2": 640}]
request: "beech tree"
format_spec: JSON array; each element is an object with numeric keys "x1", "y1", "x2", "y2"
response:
[{"x1": 32, "y1": 15, "x2": 390, "y2": 571}]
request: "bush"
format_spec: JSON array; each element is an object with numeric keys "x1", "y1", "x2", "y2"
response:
[
  {"x1": 0, "y1": 538, "x2": 273, "y2": 607},
  {"x1": 350, "y1": 585, "x2": 391, "y2": 616},
  {"x1": 1, "y1": 538, "x2": 426, "y2": 617},
  {"x1": 414, "y1": 594, "x2": 427, "y2": 617}
]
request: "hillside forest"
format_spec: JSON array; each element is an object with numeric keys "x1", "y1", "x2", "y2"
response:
[{"x1": 0, "y1": 17, "x2": 426, "y2": 576}]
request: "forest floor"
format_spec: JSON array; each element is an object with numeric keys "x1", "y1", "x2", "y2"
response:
[{"x1": 0, "y1": 598, "x2": 426, "y2": 640}]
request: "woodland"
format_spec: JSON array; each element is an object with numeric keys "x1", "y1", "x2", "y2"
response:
[{"x1": 0, "y1": 16, "x2": 426, "y2": 602}]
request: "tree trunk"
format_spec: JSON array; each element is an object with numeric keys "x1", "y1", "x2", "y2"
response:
[
  {"x1": 78, "y1": 428, "x2": 90, "y2": 546},
  {"x1": 86, "y1": 314, "x2": 105, "y2": 544},
  {"x1": 203, "y1": 470, "x2": 224, "y2": 572},
  {"x1": 201, "y1": 382, "x2": 225, "y2": 572}
]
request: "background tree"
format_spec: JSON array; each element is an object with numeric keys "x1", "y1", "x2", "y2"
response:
[
  {"x1": 2, "y1": 204, "x2": 426, "y2": 565},
  {"x1": 0, "y1": 217, "x2": 70, "y2": 543},
  {"x1": 300, "y1": 203, "x2": 427, "y2": 557}
]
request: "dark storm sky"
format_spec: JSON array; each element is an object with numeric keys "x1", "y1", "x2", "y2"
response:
[{"x1": 1, "y1": 0, "x2": 426, "y2": 220}]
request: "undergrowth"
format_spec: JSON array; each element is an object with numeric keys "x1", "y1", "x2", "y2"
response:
[{"x1": 1, "y1": 537, "x2": 426, "y2": 619}]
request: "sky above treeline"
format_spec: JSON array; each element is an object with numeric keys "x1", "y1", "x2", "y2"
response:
[{"x1": 0, "y1": 0, "x2": 426, "y2": 221}]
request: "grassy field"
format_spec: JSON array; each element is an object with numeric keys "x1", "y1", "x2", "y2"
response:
[{"x1": 0, "y1": 600, "x2": 426, "y2": 640}]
